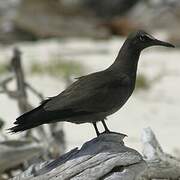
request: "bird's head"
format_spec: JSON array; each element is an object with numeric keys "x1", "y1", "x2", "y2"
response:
[{"x1": 127, "y1": 30, "x2": 175, "y2": 51}]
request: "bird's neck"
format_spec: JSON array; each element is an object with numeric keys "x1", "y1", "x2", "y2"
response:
[{"x1": 108, "y1": 40, "x2": 141, "y2": 77}]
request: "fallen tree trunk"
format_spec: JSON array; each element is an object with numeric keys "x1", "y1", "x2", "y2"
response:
[
  {"x1": 0, "y1": 140, "x2": 43, "y2": 174},
  {"x1": 141, "y1": 127, "x2": 180, "y2": 180},
  {"x1": 12, "y1": 128, "x2": 180, "y2": 180},
  {"x1": 12, "y1": 133, "x2": 147, "y2": 180}
]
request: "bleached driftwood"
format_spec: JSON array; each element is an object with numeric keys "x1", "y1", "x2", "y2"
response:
[
  {"x1": 0, "y1": 48, "x2": 66, "y2": 160},
  {"x1": 141, "y1": 127, "x2": 180, "y2": 179},
  {"x1": 12, "y1": 133, "x2": 147, "y2": 180},
  {"x1": 12, "y1": 128, "x2": 180, "y2": 180},
  {"x1": 0, "y1": 140, "x2": 43, "y2": 174}
]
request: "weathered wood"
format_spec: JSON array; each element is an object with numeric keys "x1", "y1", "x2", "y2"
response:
[
  {"x1": 12, "y1": 133, "x2": 147, "y2": 180},
  {"x1": 24, "y1": 82, "x2": 44, "y2": 101},
  {"x1": 141, "y1": 127, "x2": 180, "y2": 179},
  {"x1": 11, "y1": 48, "x2": 31, "y2": 114},
  {"x1": 0, "y1": 140, "x2": 43, "y2": 174},
  {"x1": 12, "y1": 128, "x2": 180, "y2": 180},
  {"x1": 0, "y1": 48, "x2": 66, "y2": 175},
  {"x1": 0, "y1": 74, "x2": 14, "y2": 94}
]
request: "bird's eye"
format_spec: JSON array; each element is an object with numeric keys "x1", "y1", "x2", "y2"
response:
[{"x1": 139, "y1": 35, "x2": 145, "y2": 41}]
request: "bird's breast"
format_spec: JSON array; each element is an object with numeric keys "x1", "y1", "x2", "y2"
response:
[{"x1": 105, "y1": 80, "x2": 135, "y2": 115}]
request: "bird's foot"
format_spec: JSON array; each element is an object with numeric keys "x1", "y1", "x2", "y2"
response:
[
  {"x1": 101, "y1": 130, "x2": 127, "y2": 137},
  {"x1": 101, "y1": 129, "x2": 112, "y2": 134},
  {"x1": 96, "y1": 131, "x2": 100, "y2": 136}
]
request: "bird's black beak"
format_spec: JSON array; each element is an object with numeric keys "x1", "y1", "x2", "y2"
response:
[{"x1": 152, "y1": 39, "x2": 175, "y2": 48}]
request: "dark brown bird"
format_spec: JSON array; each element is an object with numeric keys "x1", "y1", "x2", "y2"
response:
[{"x1": 9, "y1": 30, "x2": 174, "y2": 136}]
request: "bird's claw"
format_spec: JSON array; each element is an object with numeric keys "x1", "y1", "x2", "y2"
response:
[{"x1": 101, "y1": 130, "x2": 112, "y2": 134}]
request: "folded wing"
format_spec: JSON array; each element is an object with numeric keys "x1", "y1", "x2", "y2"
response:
[{"x1": 44, "y1": 71, "x2": 131, "y2": 113}]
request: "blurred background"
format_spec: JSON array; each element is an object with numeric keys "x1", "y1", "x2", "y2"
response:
[{"x1": 0, "y1": 0, "x2": 180, "y2": 178}]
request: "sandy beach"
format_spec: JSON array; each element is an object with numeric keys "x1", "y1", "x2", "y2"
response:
[{"x1": 0, "y1": 37, "x2": 180, "y2": 156}]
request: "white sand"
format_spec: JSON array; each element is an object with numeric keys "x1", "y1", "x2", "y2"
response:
[{"x1": 0, "y1": 37, "x2": 180, "y2": 155}]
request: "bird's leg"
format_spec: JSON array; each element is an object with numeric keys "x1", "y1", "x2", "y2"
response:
[
  {"x1": 101, "y1": 119, "x2": 111, "y2": 133},
  {"x1": 93, "y1": 122, "x2": 100, "y2": 136}
]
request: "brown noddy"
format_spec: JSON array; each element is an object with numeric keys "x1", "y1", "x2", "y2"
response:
[{"x1": 9, "y1": 30, "x2": 174, "y2": 136}]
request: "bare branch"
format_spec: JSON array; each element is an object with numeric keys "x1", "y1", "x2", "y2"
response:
[
  {"x1": 141, "y1": 127, "x2": 180, "y2": 179},
  {"x1": 12, "y1": 133, "x2": 147, "y2": 180},
  {"x1": 25, "y1": 82, "x2": 44, "y2": 101}
]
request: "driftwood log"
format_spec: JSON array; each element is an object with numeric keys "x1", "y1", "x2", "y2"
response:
[
  {"x1": 0, "y1": 140, "x2": 43, "y2": 174},
  {"x1": 12, "y1": 133, "x2": 147, "y2": 180},
  {"x1": 12, "y1": 128, "x2": 180, "y2": 180},
  {"x1": 141, "y1": 127, "x2": 180, "y2": 179},
  {"x1": 0, "y1": 48, "x2": 66, "y2": 176}
]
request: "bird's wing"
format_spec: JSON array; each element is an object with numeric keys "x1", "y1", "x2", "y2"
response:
[{"x1": 43, "y1": 70, "x2": 131, "y2": 113}]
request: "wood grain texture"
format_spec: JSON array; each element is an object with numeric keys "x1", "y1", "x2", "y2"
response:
[{"x1": 12, "y1": 133, "x2": 146, "y2": 180}]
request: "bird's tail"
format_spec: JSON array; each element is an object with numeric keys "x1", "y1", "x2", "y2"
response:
[{"x1": 8, "y1": 106, "x2": 49, "y2": 133}]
